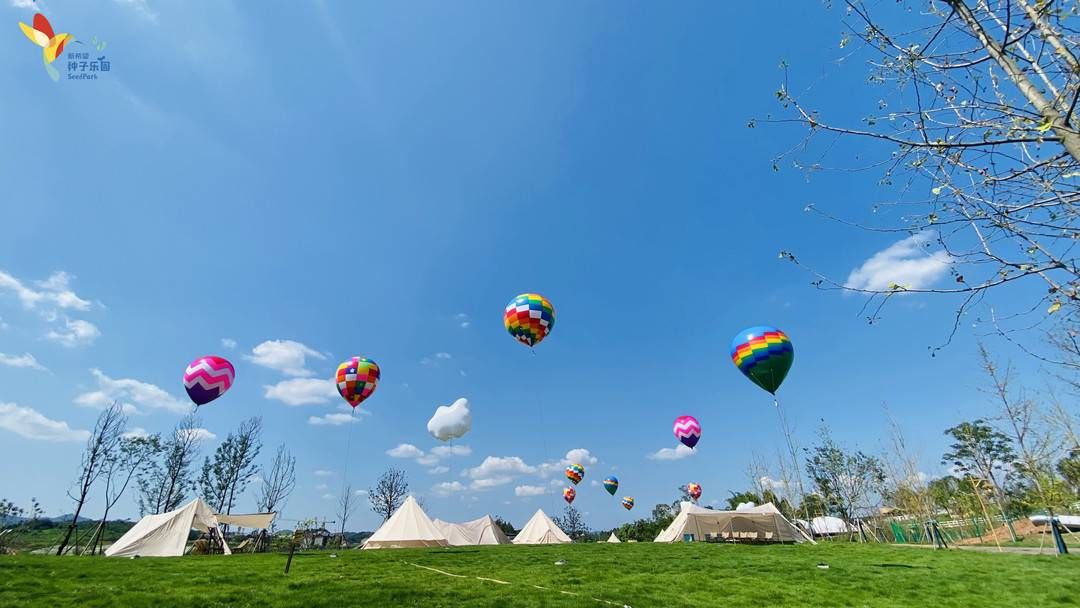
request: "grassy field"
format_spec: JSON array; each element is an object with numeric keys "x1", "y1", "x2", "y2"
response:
[{"x1": 1, "y1": 542, "x2": 1077, "y2": 607}]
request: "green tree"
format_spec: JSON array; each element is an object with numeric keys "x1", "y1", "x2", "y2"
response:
[
  {"x1": 1057, "y1": 448, "x2": 1080, "y2": 497},
  {"x1": 724, "y1": 491, "x2": 762, "y2": 511},
  {"x1": 805, "y1": 425, "x2": 886, "y2": 520},
  {"x1": 942, "y1": 419, "x2": 1017, "y2": 539},
  {"x1": 199, "y1": 417, "x2": 262, "y2": 521}
]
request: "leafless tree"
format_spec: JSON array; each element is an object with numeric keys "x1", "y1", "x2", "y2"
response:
[
  {"x1": 137, "y1": 415, "x2": 203, "y2": 515},
  {"x1": 87, "y1": 434, "x2": 162, "y2": 554},
  {"x1": 766, "y1": 0, "x2": 1080, "y2": 357},
  {"x1": 200, "y1": 417, "x2": 262, "y2": 525},
  {"x1": 256, "y1": 444, "x2": 296, "y2": 520},
  {"x1": 337, "y1": 485, "x2": 357, "y2": 542},
  {"x1": 56, "y1": 403, "x2": 126, "y2": 555},
  {"x1": 368, "y1": 467, "x2": 409, "y2": 522},
  {"x1": 881, "y1": 404, "x2": 934, "y2": 520}
]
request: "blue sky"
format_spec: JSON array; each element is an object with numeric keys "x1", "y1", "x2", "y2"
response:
[{"x1": 0, "y1": 1, "x2": 1052, "y2": 531}]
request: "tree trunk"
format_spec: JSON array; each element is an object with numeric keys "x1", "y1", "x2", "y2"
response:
[
  {"x1": 946, "y1": 0, "x2": 1080, "y2": 162},
  {"x1": 55, "y1": 499, "x2": 86, "y2": 556}
]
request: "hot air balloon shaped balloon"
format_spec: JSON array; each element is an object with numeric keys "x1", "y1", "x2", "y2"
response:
[
  {"x1": 336, "y1": 356, "x2": 380, "y2": 408},
  {"x1": 673, "y1": 415, "x2": 701, "y2": 449},
  {"x1": 565, "y1": 463, "x2": 585, "y2": 485},
  {"x1": 603, "y1": 476, "x2": 619, "y2": 496},
  {"x1": 563, "y1": 487, "x2": 576, "y2": 504},
  {"x1": 183, "y1": 356, "x2": 235, "y2": 407},
  {"x1": 730, "y1": 326, "x2": 794, "y2": 395},
  {"x1": 621, "y1": 496, "x2": 634, "y2": 511},
  {"x1": 504, "y1": 293, "x2": 556, "y2": 348},
  {"x1": 687, "y1": 483, "x2": 702, "y2": 501}
]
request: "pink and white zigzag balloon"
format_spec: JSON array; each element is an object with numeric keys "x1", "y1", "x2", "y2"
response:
[
  {"x1": 673, "y1": 415, "x2": 701, "y2": 449},
  {"x1": 183, "y1": 355, "x2": 235, "y2": 407}
]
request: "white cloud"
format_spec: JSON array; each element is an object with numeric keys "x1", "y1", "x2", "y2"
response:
[
  {"x1": 564, "y1": 448, "x2": 598, "y2": 466},
  {"x1": 354, "y1": 489, "x2": 367, "y2": 496},
  {"x1": 0, "y1": 270, "x2": 92, "y2": 311},
  {"x1": 465, "y1": 456, "x2": 536, "y2": 479},
  {"x1": 433, "y1": 481, "x2": 465, "y2": 495},
  {"x1": 122, "y1": 427, "x2": 150, "y2": 439},
  {"x1": 416, "y1": 454, "x2": 440, "y2": 466},
  {"x1": 431, "y1": 445, "x2": 471, "y2": 458},
  {"x1": 178, "y1": 427, "x2": 216, "y2": 442},
  {"x1": 759, "y1": 476, "x2": 788, "y2": 492},
  {"x1": 264, "y1": 378, "x2": 337, "y2": 406},
  {"x1": 456, "y1": 313, "x2": 471, "y2": 328},
  {"x1": 514, "y1": 485, "x2": 547, "y2": 497},
  {"x1": 428, "y1": 466, "x2": 450, "y2": 475},
  {"x1": 321, "y1": 493, "x2": 334, "y2": 500},
  {"x1": 0, "y1": 402, "x2": 90, "y2": 442},
  {"x1": 470, "y1": 477, "x2": 513, "y2": 490},
  {"x1": 74, "y1": 369, "x2": 188, "y2": 414},
  {"x1": 10, "y1": 0, "x2": 39, "y2": 9},
  {"x1": 46, "y1": 318, "x2": 101, "y2": 348},
  {"x1": 435, "y1": 352, "x2": 452, "y2": 360},
  {"x1": 220, "y1": 338, "x2": 237, "y2": 349},
  {"x1": 427, "y1": 398, "x2": 471, "y2": 441},
  {"x1": 590, "y1": 480, "x2": 599, "y2": 488},
  {"x1": 845, "y1": 231, "x2": 951, "y2": 292},
  {"x1": 307, "y1": 413, "x2": 357, "y2": 426},
  {"x1": 0, "y1": 352, "x2": 46, "y2": 371},
  {"x1": 314, "y1": 469, "x2": 334, "y2": 477},
  {"x1": 386, "y1": 443, "x2": 424, "y2": 459},
  {"x1": 647, "y1": 444, "x2": 695, "y2": 461},
  {"x1": 315, "y1": 483, "x2": 328, "y2": 491},
  {"x1": 247, "y1": 340, "x2": 326, "y2": 377}
]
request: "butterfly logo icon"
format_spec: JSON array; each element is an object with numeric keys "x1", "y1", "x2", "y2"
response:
[{"x1": 19, "y1": 13, "x2": 73, "y2": 80}]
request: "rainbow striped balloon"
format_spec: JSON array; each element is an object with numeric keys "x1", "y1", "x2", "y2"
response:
[
  {"x1": 336, "y1": 356, "x2": 380, "y2": 408},
  {"x1": 730, "y1": 326, "x2": 794, "y2": 395},
  {"x1": 563, "y1": 486, "x2": 576, "y2": 504},
  {"x1": 603, "y1": 476, "x2": 619, "y2": 496},
  {"x1": 504, "y1": 293, "x2": 555, "y2": 348},
  {"x1": 621, "y1": 496, "x2": 634, "y2": 511},
  {"x1": 183, "y1": 355, "x2": 235, "y2": 407},
  {"x1": 565, "y1": 463, "x2": 585, "y2": 485}
]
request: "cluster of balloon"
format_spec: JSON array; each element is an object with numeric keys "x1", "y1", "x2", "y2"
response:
[
  {"x1": 183, "y1": 356, "x2": 235, "y2": 408},
  {"x1": 687, "y1": 483, "x2": 702, "y2": 502},
  {"x1": 504, "y1": 293, "x2": 556, "y2": 348},
  {"x1": 730, "y1": 326, "x2": 794, "y2": 397},
  {"x1": 336, "y1": 356, "x2": 381, "y2": 408},
  {"x1": 602, "y1": 476, "x2": 619, "y2": 496},
  {"x1": 673, "y1": 415, "x2": 701, "y2": 449},
  {"x1": 621, "y1": 496, "x2": 634, "y2": 511},
  {"x1": 565, "y1": 463, "x2": 585, "y2": 485},
  {"x1": 563, "y1": 487, "x2": 576, "y2": 505}
]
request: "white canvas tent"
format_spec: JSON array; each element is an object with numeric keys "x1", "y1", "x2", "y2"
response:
[
  {"x1": 105, "y1": 498, "x2": 276, "y2": 557},
  {"x1": 512, "y1": 509, "x2": 571, "y2": 545},
  {"x1": 606, "y1": 532, "x2": 621, "y2": 543},
  {"x1": 654, "y1": 502, "x2": 813, "y2": 544},
  {"x1": 362, "y1": 496, "x2": 449, "y2": 549},
  {"x1": 796, "y1": 516, "x2": 851, "y2": 536},
  {"x1": 433, "y1": 515, "x2": 510, "y2": 546}
]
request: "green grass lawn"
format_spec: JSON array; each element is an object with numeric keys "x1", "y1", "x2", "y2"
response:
[{"x1": 1, "y1": 543, "x2": 1077, "y2": 607}]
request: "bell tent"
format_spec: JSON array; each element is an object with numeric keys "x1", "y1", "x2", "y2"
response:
[
  {"x1": 606, "y1": 532, "x2": 622, "y2": 543},
  {"x1": 433, "y1": 515, "x2": 510, "y2": 546},
  {"x1": 362, "y1": 496, "x2": 449, "y2": 549},
  {"x1": 654, "y1": 502, "x2": 813, "y2": 544},
  {"x1": 105, "y1": 498, "x2": 274, "y2": 557},
  {"x1": 512, "y1": 509, "x2": 571, "y2": 545}
]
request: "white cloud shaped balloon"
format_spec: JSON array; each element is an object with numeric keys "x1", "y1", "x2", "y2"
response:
[{"x1": 427, "y1": 397, "x2": 472, "y2": 442}]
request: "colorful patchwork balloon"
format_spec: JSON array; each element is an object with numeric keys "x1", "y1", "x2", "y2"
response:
[
  {"x1": 687, "y1": 483, "x2": 702, "y2": 501},
  {"x1": 621, "y1": 496, "x2": 634, "y2": 511},
  {"x1": 730, "y1": 326, "x2": 794, "y2": 395},
  {"x1": 183, "y1": 355, "x2": 235, "y2": 407},
  {"x1": 673, "y1": 415, "x2": 701, "y2": 449},
  {"x1": 504, "y1": 293, "x2": 555, "y2": 348},
  {"x1": 336, "y1": 356, "x2": 380, "y2": 408},
  {"x1": 603, "y1": 476, "x2": 619, "y2": 496},
  {"x1": 565, "y1": 463, "x2": 585, "y2": 485},
  {"x1": 563, "y1": 487, "x2": 576, "y2": 504}
]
